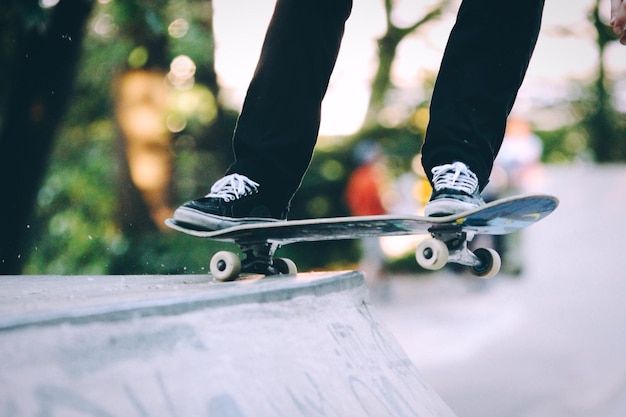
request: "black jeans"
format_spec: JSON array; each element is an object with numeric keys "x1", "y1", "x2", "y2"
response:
[
  {"x1": 421, "y1": 0, "x2": 544, "y2": 190},
  {"x1": 227, "y1": 0, "x2": 544, "y2": 204}
]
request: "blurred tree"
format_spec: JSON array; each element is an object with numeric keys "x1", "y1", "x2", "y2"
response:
[
  {"x1": 0, "y1": 0, "x2": 94, "y2": 274},
  {"x1": 110, "y1": 0, "x2": 173, "y2": 234},
  {"x1": 106, "y1": 0, "x2": 238, "y2": 273},
  {"x1": 176, "y1": 0, "x2": 236, "y2": 160},
  {"x1": 347, "y1": 0, "x2": 452, "y2": 181},
  {"x1": 110, "y1": 0, "x2": 234, "y2": 234},
  {"x1": 163, "y1": 0, "x2": 238, "y2": 199},
  {"x1": 364, "y1": 0, "x2": 452, "y2": 129},
  {"x1": 584, "y1": 0, "x2": 626, "y2": 161},
  {"x1": 14, "y1": 0, "x2": 235, "y2": 274}
]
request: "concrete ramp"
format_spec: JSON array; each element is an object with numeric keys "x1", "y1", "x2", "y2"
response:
[{"x1": 0, "y1": 272, "x2": 455, "y2": 417}]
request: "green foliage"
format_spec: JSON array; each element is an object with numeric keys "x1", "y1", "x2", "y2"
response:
[
  {"x1": 20, "y1": 0, "x2": 227, "y2": 274},
  {"x1": 538, "y1": 127, "x2": 591, "y2": 163},
  {"x1": 24, "y1": 120, "x2": 121, "y2": 274},
  {"x1": 17, "y1": 0, "x2": 252, "y2": 275}
]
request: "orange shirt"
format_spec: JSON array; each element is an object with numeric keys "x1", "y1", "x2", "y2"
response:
[{"x1": 345, "y1": 164, "x2": 386, "y2": 216}]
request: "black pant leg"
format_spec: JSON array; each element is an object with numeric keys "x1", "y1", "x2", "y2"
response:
[
  {"x1": 421, "y1": 0, "x2": 544, "y2": 190},
  {"x1": 227, "y1": 0, "x2": 352, "y2": 205}
]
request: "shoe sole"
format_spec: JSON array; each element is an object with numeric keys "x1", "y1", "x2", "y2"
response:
[
  {"x1": 424, "y1": 198, "x2": 481, "y2": 217},
  {"x1": 173, "y1": 207, "x2": 282, "y2": 231}
]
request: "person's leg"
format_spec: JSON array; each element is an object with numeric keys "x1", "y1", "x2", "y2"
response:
[
  {"x1": 422, "y1": 0, "x2": 544, "y2": 192},
  {"x1": 174, "y1": 0, "x2": 352, "y2": 229},
  {"x1": 227, "y1": 0, "x2": 352, "y2": 205}
]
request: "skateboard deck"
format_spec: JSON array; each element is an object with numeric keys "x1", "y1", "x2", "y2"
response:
[{"x1": 166, "y1": 194, "x2": 558, "y2": 280}]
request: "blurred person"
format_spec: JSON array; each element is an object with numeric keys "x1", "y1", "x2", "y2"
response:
[
  {"x1": 345, "y1": 141, "x2": 387, "y2": 217},
  {"x1": 345, "y1": 141, "x2": 388, "y2": 290},
  {"x1": 493, "y1": 117, "x2": 543, "y2": 195},
  {"x1": 173, "y1": 0, "x2": 622, "y2": 232},
  {"x1": 483, "y1": 116, "x2": 544, "y2": 201}
]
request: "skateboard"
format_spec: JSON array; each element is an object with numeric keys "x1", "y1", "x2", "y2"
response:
[{"x1": 165, "y1": 194, "x2": 558, "y2": 281}]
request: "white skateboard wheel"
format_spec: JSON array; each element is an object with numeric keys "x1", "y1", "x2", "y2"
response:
[
  {"x1": 416, "y1": 238, "x2": 449, "y2": 270},
  {"x1": 210, "y1": 251, "x2": 242, "y2": 281},
  {"x1": 273, "y1": 258, "x2": 298, "y2": 275},
  {"x1": 470, "y1": 248, "x2": 501, "y2": 279}
]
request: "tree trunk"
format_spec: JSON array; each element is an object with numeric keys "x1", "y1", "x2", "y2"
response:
[
  {"x1": 587, "y1": 1, "x2": 626, "y2": 162},
  {"x1": 362, "y1": 0, "x2": 452, "y2": 130},
  {"x1": 0, "y1": 0, "x2": 94, "y2": 274}
]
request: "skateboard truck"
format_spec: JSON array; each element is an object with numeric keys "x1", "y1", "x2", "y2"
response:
[
  {"x1": 416, "y1": 227, "x2": 501, "y2": 278},
  {"x1": 209, "y1": 241, "x2": 297, "y2": 281}
]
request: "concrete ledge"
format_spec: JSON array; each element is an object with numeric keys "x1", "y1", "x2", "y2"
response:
[
  {"x1": 0, "y1": 272, "x2": 364, "y2": 331},
  {"x1": 0, "y1": 272, "x2": 455, "y2": 416}
]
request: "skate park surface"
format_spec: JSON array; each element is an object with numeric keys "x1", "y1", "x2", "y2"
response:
[
  {"x1": 1, "y1": 165, "x2": 625, "y2": 417},
  {"x1": 0, "y1": 271, "x2": 455, "y2": 417}
]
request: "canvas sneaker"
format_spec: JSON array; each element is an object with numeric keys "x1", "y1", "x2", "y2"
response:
[
  {"x1": 424, "y1": 162, "x2": 485, "y2": 217},
  {"x1": 173, "y1": 174, "x2": 288, "y2": 230}
]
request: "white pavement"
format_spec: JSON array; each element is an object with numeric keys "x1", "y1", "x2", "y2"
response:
[{"x1": 375, "y1": 164, "x2": 626, "y2": 417}]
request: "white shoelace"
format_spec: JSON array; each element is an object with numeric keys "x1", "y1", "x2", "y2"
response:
[
  {"x1": 206, "y1": 174, "x2": 260, "y2": 202},
  {"x1": 431, "y1": 162, "x2": 478, "y2": 193}
]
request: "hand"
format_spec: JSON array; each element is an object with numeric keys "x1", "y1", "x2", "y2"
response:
[{"x1": 611, "y1": 0, "x2": 626, "y2": 44}]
